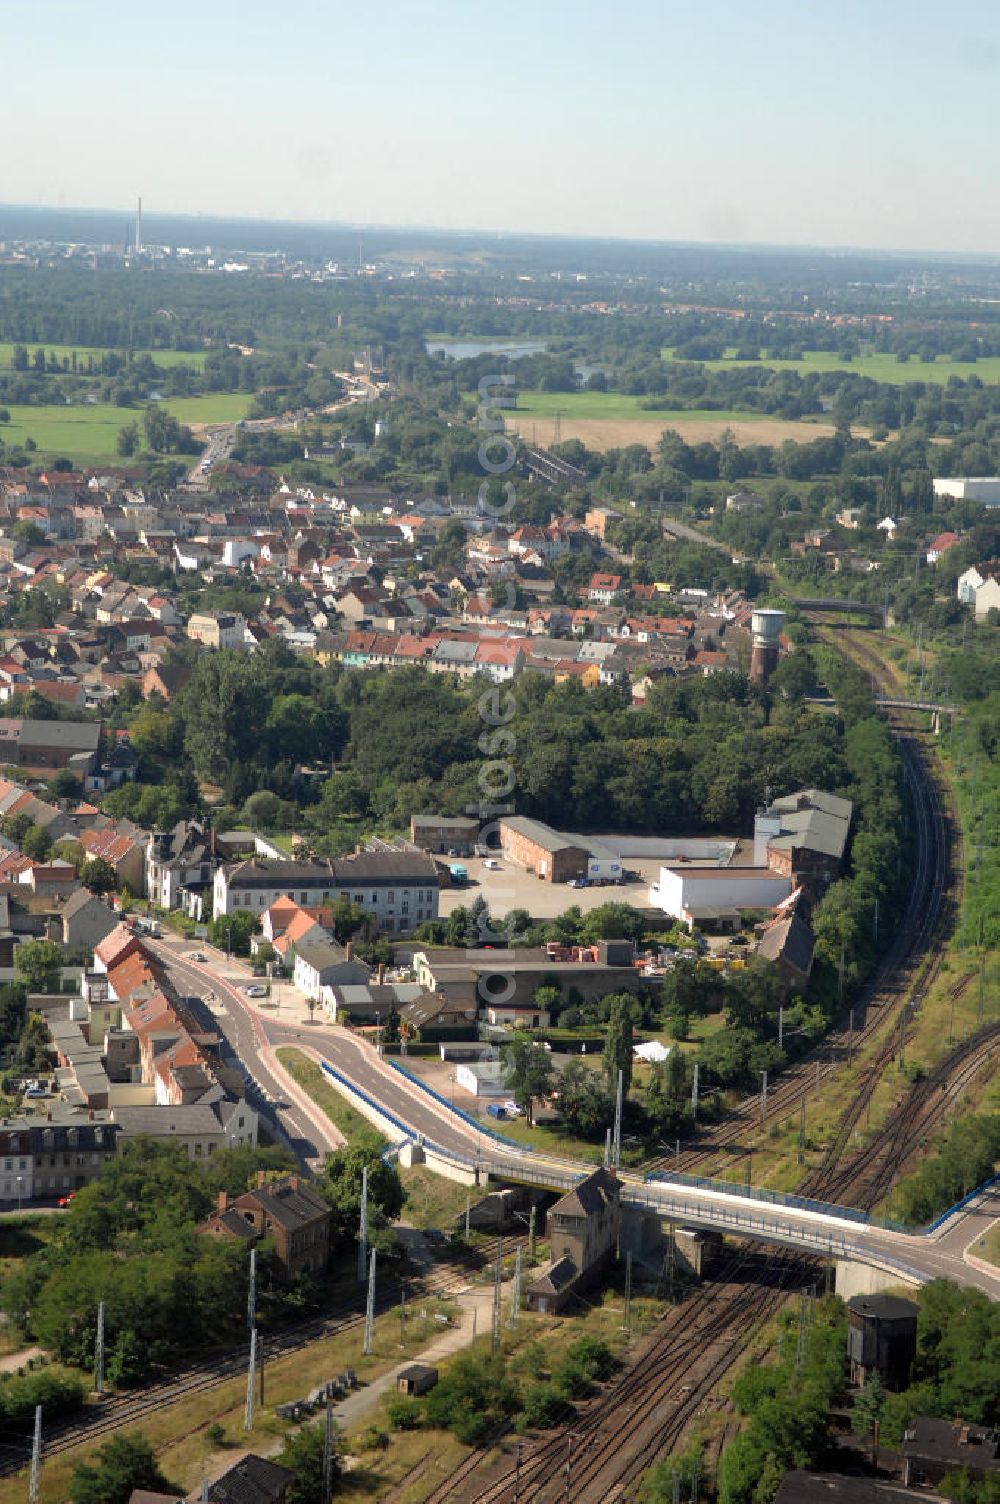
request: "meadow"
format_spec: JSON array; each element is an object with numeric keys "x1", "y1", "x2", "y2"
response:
[
  {"x1": 0, "y1": 394, "x2": 252, "y2": 461},
  {"x1": 501, "y1": 389, "x2": 838, "y2": 451},
  {"x1": 0, "y1": 341, "x2": 208, "y2": 370},
  {"x1": 661, "y1": 347, "x2": 1000, "y2": 385}
]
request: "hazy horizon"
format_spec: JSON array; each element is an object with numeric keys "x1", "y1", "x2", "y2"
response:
[{"x1": 7, "y1": 0, "x2": 1000, "y2": 256}]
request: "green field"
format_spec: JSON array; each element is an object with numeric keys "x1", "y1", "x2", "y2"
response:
[
  {"x1": 506, "y1": 390, "x2": 778, "y2": 423},
  {"x1": 0, "y1": 341, "x2": 208, "y2": 370},
  {"x1": 662, "y1": 346, "x2": 1000, "y2": 386},
  {"x1": 0, "y1": 394, "x2": 252, "y2": 461}
]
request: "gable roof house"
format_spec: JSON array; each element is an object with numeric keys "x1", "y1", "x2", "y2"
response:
[{"x1": 199, "y1": 1173, "x2": 331, "y2": 1280}]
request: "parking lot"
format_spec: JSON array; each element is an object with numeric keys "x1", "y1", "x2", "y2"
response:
[{"x1": 438, "y1": 854, "x2": 665, "y2": 920}]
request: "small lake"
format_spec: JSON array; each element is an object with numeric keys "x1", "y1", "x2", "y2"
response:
[{"x1": 425, "y1": 337, "x2": 548, "y2": 361}]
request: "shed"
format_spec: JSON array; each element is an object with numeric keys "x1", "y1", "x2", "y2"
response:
[{"x1": 396, "y1": 1363, "x2": 438, "y2": 1396}]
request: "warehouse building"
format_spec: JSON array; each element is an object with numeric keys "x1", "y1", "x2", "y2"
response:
[
  {"x1": 409, "y1": 814, "x2": 479, "y2": 855},
  {"x1": 500, "y1": 816, "x2": 590, "y2": 882},
  {"x1": 498, "y1": 817, "x2": 623, "y2": 884},
  {"x1": 933, "y1": 476, "x2": 1000, "y2": 505},
  {"x1": 753, "y1": 788, "x2": 853, "y2": 891},
  {"x1": 648, "y1": 864, "x2": 791, "y2": 929}
]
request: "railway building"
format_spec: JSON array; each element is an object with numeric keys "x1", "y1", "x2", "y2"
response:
[
  {"x1": 526, "y1": 1167, "x2": 620, "y2": 1314},
  {"x1": 846, "y1": 1292, "x2": 918, "y2": 1390}
]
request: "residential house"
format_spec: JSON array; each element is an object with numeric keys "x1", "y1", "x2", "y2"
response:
[
  {"x1": 199, "y1": 1173, "x2": 331, "y2": 1279},
  {"x1": 587, "y1": 573, "x2": 625, "y2": 605},
  {"x1": 80, "y1": 825, "x2": 145, "y2": 896},
  {"x1": 60, "y1": 888, "x2": 118, "y2": 951},
  {"x1": 214, "y1": 851, "x2": 440, "y2": 933},
  {"x1": 292, "y1": 939, "x2": 371, "y2": 1000},
  {"x1": 146, "y1": 822, "x2": 217, "y2": 915},
  {"x1": 186, "y1": 613, "x2": 247, "y2": 651},
  {"x1": 926, "y1": 531, "x2": 960, "y2": 565}
]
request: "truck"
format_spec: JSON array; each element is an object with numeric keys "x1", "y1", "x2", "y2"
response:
[
  {"x1": 448, "y1": 864, "x2": 469, "y2": 884},
  {"x1": 486, "y1": 1102, "x2": 509, "y2": 1120}
]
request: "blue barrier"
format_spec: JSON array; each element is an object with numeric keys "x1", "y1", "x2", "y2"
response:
[
  {"x1": 317, "y1": 1059, "x2": 477, "y2": 1170},
  {"x1": 387, "y1": 1059, "x2": 531, "y2": 1153},
  {"x1": 925, "y1": 1173, "x2": 1000, "y2": 1235}
]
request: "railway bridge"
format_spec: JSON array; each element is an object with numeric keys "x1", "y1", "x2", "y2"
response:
[{"x1": 317, "y1": 1061, "x2": 1000, "y2": 1300}]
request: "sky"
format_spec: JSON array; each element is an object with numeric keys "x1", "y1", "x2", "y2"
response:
[{"x1": 6, "y1": 0, "x2": 1000, "y2": 254}]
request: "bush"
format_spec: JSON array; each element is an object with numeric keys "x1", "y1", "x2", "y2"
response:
[
  {"x1": 385, "y1": 1395, "x2": 425, "y2": 1431},
  {"x1": 425, "y1": 1352, "x2": 521, "y2": 1446},
  {"x1": 519, "y1": 1380, "x2": 571, "y2": 1429}
]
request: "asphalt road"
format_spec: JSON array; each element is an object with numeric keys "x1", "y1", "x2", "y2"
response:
[{"x1": 149, "y1": 940, "x2": 482, "y2": 1166}]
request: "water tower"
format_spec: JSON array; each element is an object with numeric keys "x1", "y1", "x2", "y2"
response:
[{"x1": 750, "y1": 608, "x2": 785, "y2": 686}]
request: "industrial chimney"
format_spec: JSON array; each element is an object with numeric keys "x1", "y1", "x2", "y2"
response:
[{"x1": 750, "y1": 608, "x2": 785, "y2": 686}]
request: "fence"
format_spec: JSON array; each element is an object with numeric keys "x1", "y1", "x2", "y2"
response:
[
  {"x1": 925, "y1": 1173, "x2": 1000, "y2": 1235},
  {"x1": 644, "y1": 1168, "x2": 909, "y2": 1234}
]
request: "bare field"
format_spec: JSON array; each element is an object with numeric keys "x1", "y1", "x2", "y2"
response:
[{"x1": 506, "y1": 413, "x2": 840, "y2": 451}]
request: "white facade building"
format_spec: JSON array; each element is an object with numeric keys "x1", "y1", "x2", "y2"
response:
[
  {"x1": 957, "y1": 565, "x2": 1000, "y2": 619},
  {"x1": 648, "y1": 865, "x2": 791, "y2": 929},
  {"x1": 933, "y1": 477, "x2": 1000, "y2": 505},
  {"x1": 214, "y1": 852, "x2": 440, "y2": 932}
]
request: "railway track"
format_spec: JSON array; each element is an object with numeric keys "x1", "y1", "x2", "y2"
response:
[
  {"x1": 426, "y1": 624, "x2": 973, "y2": 1504},
  {"x1": 0, "y1": 1236, "x2": 527, "y2": 1477},
  {"x1": 420, "y1": 1251, "x2": 810, "y2": 1504},
  {"x1": 807, "y1": 1017, "x2": 1000, "y2": 1210},
  {"x1": 643, "y1": 676, "x2": 951, "y2": 1185}
]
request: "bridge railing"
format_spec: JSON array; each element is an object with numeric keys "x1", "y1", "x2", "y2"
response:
[
  {"x1": 925, "y1": 1173, "x2": 1000, "y2": 1235},
  {"x1": 386, "y1": 1059, "x2": 530, "y2": 1153},
  {"x1": 643, "y1": 1169, "x2": 909, "y2": 1233},
  {"x1": 624, "y1": 1186, "x2": 929, "y2": 1284}
]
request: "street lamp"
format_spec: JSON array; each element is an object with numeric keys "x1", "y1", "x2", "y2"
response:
[
  {"x1": 449, "y1": 1073, "x2": 456, "y2": 1109},
  {"x1": 15, "y1": 1175, "x2": 23, "y2": 1212}
]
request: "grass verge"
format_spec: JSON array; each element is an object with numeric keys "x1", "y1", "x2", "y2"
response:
[{"x1": 276, "y1": 1047, "x2": 380, "y2": 1148}]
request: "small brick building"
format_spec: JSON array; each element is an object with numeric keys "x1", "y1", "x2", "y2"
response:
[
  {"x1": 500, "y1": 816, "x2": 589, "y2": 883},
  {"x1": 199, "y1": 1172, "x2": 331, "y2": 1280}
]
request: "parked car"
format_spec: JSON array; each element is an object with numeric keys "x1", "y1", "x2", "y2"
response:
[
  {"x1": 186, "y1": 951, "x2": 207, "y2": 963},
  {"x1": 484, "y1": 858, "x2": 501, "y2": 870},
  {"x1": 245, "y1": 984, "x2": 267, "y2": 998},
  {"x1": 568, "y1": 878, "x2": 589, "y2": 889},
  {"x1": 58, "y1": 1192, "x2": 76, "y2": 1208}
]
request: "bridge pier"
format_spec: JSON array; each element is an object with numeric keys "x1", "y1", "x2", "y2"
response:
[{"x1": 835, "y1": 1259, "x2": 921, "y2": 1300}]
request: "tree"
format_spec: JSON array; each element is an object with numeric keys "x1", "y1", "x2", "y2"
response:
[
  {"x1": 533, "y1": 984, "x2": 561, "y2": 1022},
  {"x1": 554, "y1": 1058, "x2": 611, "y2": 1139},
  {"x1": 278, "y1": 1420, "x2": 339, "y2": 1504},
  {"x1": 852, "y1": 1370, "x2": 886, "y2": 1465},
  {"x1": 317, "y1": 1142, "x2": 405, "y2": 1244},
  {"x1": 579, "y1": 902, "x2": 645, "y2": 946},
  {"x1": 602, "y1": 995, "x2": 634, "y2": 1097},
  {"x1": 206, "y1": 909, "x2": 258, "y2": 956},
  {"x1": 329, "y1": 895, "x2": 367, "y2": 944},
  {"x1": 21, "y1": 824, "x2": 52, "y2": 862},
  {"x1": 80, "y1": 857, "x2": 118, "y2": 895},
  {"x1": 12, "y1": 519, "x2": 45, "y2": 546},
  {"x1": 48, "y1": 768, "x2": 83, "y2": 799},
  {"x1": 501, "y1": 1034, "x2": 554, "y2": 1126},
  {"x1": 15, "y1": 939, "x2": 63, "y2": 993},
  {"x1": 116, "y1": 422, "x2": 140, "y2": 457},
  {"x1": 69, "y1": 1433, "x2": 174, "y2": 1504}
]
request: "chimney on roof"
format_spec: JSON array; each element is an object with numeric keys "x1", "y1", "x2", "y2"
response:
[
  {"x1": 255, "y1": 1169, "x2": 268, "y2": 1188},
  {"x1": 217, "y1": 1189, "x2": 228, "y2": 1213},
  {"x1": 377, "y1": 962, "x2": 386, "y2": 985},
  {"x1": 345, "y1": 941, "x2": 353, "y2": 961}
]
